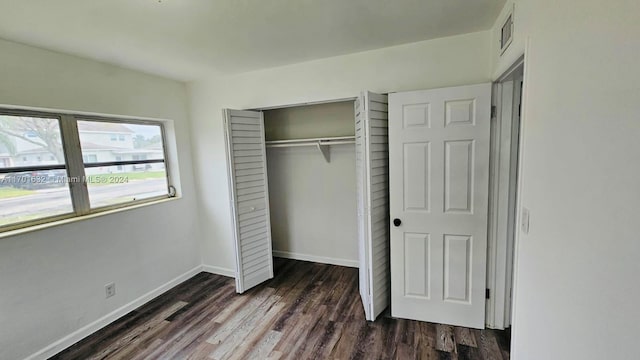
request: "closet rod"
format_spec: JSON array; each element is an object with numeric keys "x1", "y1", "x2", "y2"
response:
[
  {"x1": 265, "y1": 135, "x2": 355, "y2": 146},
  {"x1": 265, "y1": 135, "x2": 355, "y2": 163},
  {"x1": 266, "y1": 140, "x2": 354, "y2": 148}
]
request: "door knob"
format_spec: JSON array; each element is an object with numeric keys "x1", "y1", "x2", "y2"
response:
[{"x1": 393, "y1": 218, "x2": 402, "y2": 227}]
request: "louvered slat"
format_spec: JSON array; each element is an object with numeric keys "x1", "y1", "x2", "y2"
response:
[
  {"x1": 233, "y1": 143, "x2": 263, "y2": 151},
  {"x1": 232, "y1": 130, "x2": 262, "y2": 138},
  {"x1": 236, "y1": 180, "x2": 265, "y2": 190},
  {"x1": 234, "y1": 156, "x2": 264, "y2": 164},
  {"x1": 236, "y1": 185, "x2": 265, "y2": 197},
  {"x1": 235, "y1": 168, "x2": 264, "y2": 178},
  {"x1": 231, "y1": 123, "x2": 260, "y2": 131}
]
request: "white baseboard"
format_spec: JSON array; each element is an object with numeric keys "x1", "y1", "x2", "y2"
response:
[
  {"x1": 201, "y1": 264, "x2": 235, "y2": 278},
  {"x1": 24, "y1": 265, "x2": 203, "y2": 360},
  {"x1": 273, "y1": 250, "x2": 359, "y2": 268}
]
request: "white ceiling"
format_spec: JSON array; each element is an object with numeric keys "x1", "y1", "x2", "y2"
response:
[{"x1": 0, "y1": 0, "x2": 505, "y2": 81}]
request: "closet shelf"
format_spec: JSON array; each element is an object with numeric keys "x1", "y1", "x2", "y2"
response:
[{"x1": 265, "y1": 135, "x2": 355, "y2": 163}]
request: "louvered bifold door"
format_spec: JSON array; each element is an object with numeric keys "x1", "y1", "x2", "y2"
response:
[
  {"x1": 355, "y1": 95, "x2": 373, "y2": 320},
  {"x1": 223, "y1": 109, "x2": 274, "y2": 293},
  {"x1": 364, "y1": 92, "x2": 391, "y2": 320},
  {"x1": 356, "y1": 92, "x2": 390, "y2": 321}
]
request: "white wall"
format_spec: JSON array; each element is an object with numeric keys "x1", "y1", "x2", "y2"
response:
[
  {"x1": 267, "y1": 146, "x2": 358, "y2": 266},
  {"x1": 0, "y1": 39, "x2": 201, "y2": 360},
  {"x1": 189, "y1": 30, "x2": 492, "y2": 272},
  {"x1": 491, "y1": 1, "x2": 640, "y2": 359},
  {"x1": 263, "y1": 101, "x2": 355, "y2": 140}
]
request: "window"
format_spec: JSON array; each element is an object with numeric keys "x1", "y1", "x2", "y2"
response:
[
  {"x1": 82, "y1": 154, "x2": 97, "y2": 163},
  {"x1": 0, "y1": 109, "x2": 173, "y2": 232},
  {"x1": 118, "y1": 135, "x2": 125, "y2": 141},
  {"x1": 0, "y1": 114, "x2": 73, "y2": 228},
  {"x1": 78, "y1": 120, "x2": 168, "y2": 209}
]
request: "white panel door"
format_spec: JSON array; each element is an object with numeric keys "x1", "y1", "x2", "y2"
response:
[
  {"x1": 389, "y1": 84, "x2": 491, "y2": 328},
  {"x1": 355, "y1": 91, "x2": 390, "y2": 321},
  {"x1": 223, "y1": 109, "x2": 274, "y2": 293}
]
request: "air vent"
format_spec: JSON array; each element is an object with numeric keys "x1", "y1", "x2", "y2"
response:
[{"x1": 500, "y1": 5, "x2": 514, "y2": 55}]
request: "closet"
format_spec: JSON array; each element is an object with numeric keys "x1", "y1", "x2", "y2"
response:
[
  {"x1": 264, "y1": 101, "x2": 358, "y2": 267},
  {"x1": 223, "y1": 92, "x2": 390, "y2": 321},
  {"x1": 224, "y1": 83, "x2": 515, "y2": 329}
]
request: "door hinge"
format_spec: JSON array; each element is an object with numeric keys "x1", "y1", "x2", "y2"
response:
[
  {"x1": 486, "y1": 288, "x2": 491, "y2": 299},
  {"x1": 491, "y1": 105, "x2": 497, "y2": 118}
]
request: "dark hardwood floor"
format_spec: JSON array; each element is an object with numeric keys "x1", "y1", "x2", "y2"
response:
[{"x1": 52, "y1": 258, "x2": 510, "y2": 360}]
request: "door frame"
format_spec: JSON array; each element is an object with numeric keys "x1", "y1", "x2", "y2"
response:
[
  {"x1": 238, "y1": 96, "x2": 390, "y2": 321},
  {"x1": 486, "y1": 55, "x2": 526, "y2": 329},
  {"x1": 249, "y1": 97, "x2": 357, "y2": 111}
]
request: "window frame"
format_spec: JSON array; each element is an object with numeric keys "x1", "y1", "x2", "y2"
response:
[{"x1": 0, "y1": 108, "x2": 174, "y2": 233}]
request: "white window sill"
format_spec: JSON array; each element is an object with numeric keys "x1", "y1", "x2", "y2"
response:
[{"x1": 0, "y1": 196, "x2": 181, "y2": 240}]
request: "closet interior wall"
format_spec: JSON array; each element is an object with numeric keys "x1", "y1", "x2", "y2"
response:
[{"x1": 264, "y1": 101, "x2": 359, "y2": 267}]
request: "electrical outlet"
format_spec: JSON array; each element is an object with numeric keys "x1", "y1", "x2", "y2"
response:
[
  {"x1": 521, "y1": 207, "x2": 530, "y2": 234},
  {"x1": 105, "y1": 282, "x2": 116, "y2": 298}
]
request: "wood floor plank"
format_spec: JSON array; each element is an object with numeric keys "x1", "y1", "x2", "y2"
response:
[
  {"x1": 416, "y1": 321, "x2": 437, "y2": 350},
  {"x1": 270, "y1": 312, "x2": 313, "y2": 356},
  {"x1": 454, "y1": 326, "x2": 478, "y2": 348},
  {"x1": 51, "y1": 259, "x2": 510, "y2": 360},
  {"x1": 210, "y1": 288, "x2": 272, "y2": 330},
  {"x1": 376, "y1": 317, "x2": 400, "y2": 359},
  {"x1": 280, "y1": 318, "x2": 318, "y2": 359},
  {"x1": 104, "y1": 319, "x2": 172, "y2": 360},
  {"x1": 435, "y1": 324, "x2": 456, "y2": 353},
  {"x1": 242, "y1": 329, "x2": 283, "y2": 360},
  {"x1": 304, "y1": 320, "x2": 344, "y2": 359},
  {"x1": 150, "y1": 314, "x2": 222, "y2": 360},
  {"x1": 212, "y1": 299, "x2": 284, "y2": 360},
  {"x1": 394, "y1": 342, "x2": 416, "y2": 360},
  {"x1": 206, "y1": 287, "x2": 276, "y2": 346},
  {"x1": 456, "y1": 344, "x2": 483, "y2": 360},
  {"x1": 346, "y1": 321, "x2": 376, "y2": 359},
  {"x1": 142, "y1": 285, "x2": 238, "y2": 359},
  {"x1": 281, "y1": 313, "x2": 328, "y2": 360},
  {"x1": 128, "y1": 338, "x2": 164, "y2": 360},
  {"x1": 85, "y1": 301, "x2": 188, "y2": 360},
  {"x1": 162, "y1": 322, "x2": 223, "y2": 360},
  {"x1": 266, "y1": 350, "x2": 283, "y2": 360},
  {"x1": 415, "y1": 322, "x2": 440, "y2": 360},
  {"x1": 327, "y1": 317, "x2": 364, "y2": 359},
  {"x1": 476, "y1": 329, "x2": 505, "y2": 360},
  {"x1": 184, "y1": 341, "x2": 217, "y2": 360}
]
